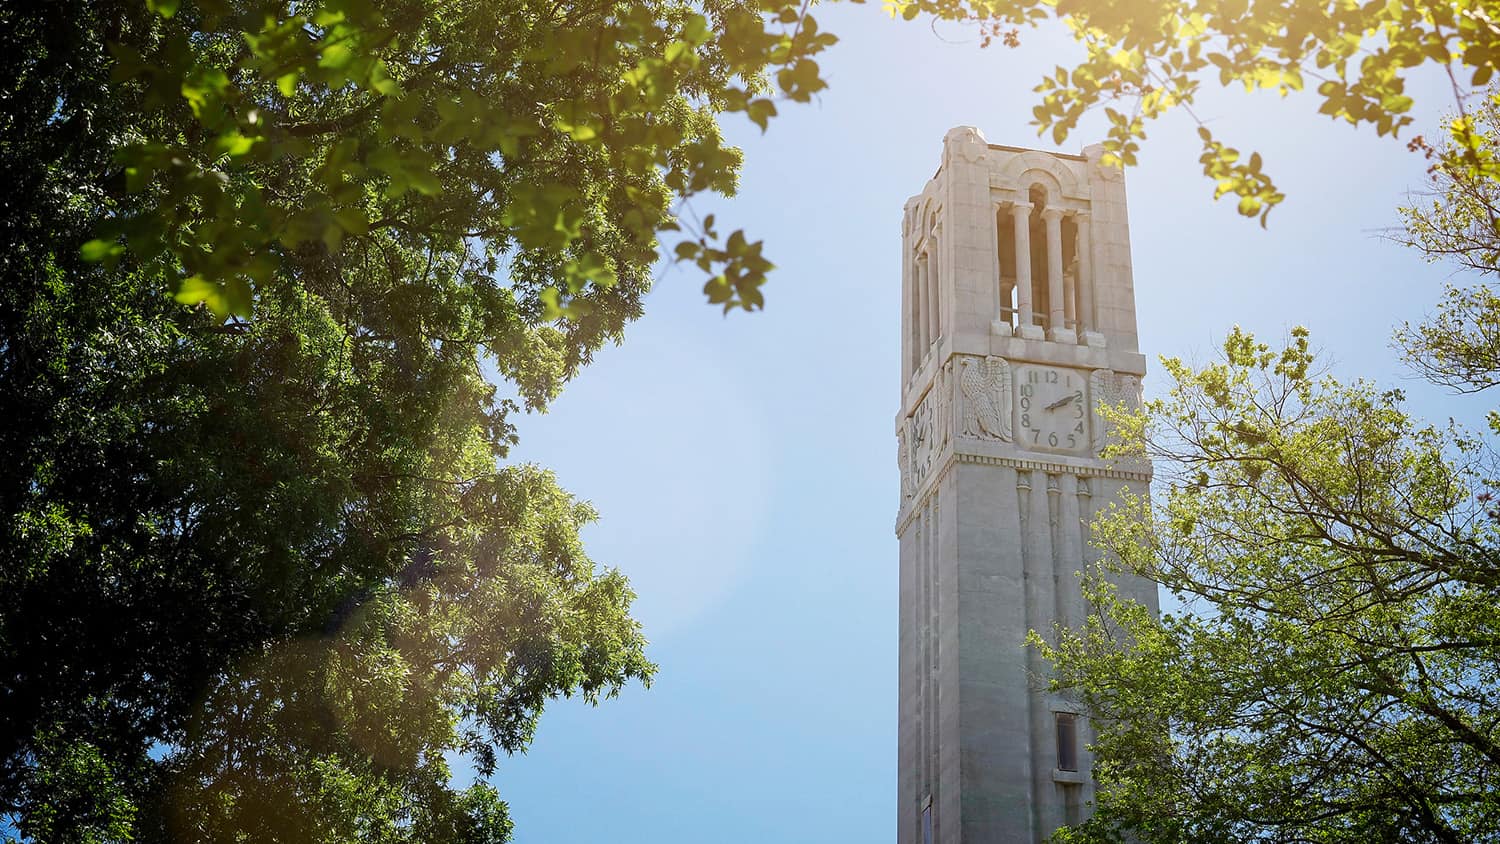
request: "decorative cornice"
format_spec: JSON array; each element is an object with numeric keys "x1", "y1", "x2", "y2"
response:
[
  {"x1": 895, "y1": 448, "x2": 1151, "y2": 534},
  {"x1": 952, "y1": 450, "x2": 1151, "y2": 482}
]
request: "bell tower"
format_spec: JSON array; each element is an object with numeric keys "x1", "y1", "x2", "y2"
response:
[{"x1": 895, "y1": 126, "x2": 1158, "y2": 843}]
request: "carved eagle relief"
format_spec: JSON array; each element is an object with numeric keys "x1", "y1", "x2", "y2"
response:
[
  {"x1": 1090, "y1": 369, "x2": 1144, "y2": 458},
  {"x1": 959, "y1": 356, "x2": 1012, "y2": 441}
]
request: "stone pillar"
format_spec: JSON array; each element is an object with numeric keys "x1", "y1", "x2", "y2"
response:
[
  {"x1": 1044, "y1": 207, "x2": 1070, "y2": 343},
  {"x1": 1063, "y1": 267, "x2": 1076, "y2": 337},
  {"x1": 1011, "y1": 202, "x2": 1042, "y2": 340},
  {"x1": 912, "y1": 250, "x2": 924, "y2": 356},
  {"x1": 909, "y1": 256, "x2": 920, "y2": 375},
  {"x1": 928, "y1": 243, "x2": 941, "y2": 346}
]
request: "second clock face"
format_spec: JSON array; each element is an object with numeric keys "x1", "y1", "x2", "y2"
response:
[{"x1": 1014, "y1": 364, "x2": 1088, "y2": 453}]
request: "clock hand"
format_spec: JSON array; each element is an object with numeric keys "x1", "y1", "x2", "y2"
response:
[{"x1": 1044, "y1": 395, "x2": 1074, "y2": 411}]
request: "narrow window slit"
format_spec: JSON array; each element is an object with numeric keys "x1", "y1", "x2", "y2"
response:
[{"x1": 1056, "y1": 712, "x2": 1079, "y2": 772}]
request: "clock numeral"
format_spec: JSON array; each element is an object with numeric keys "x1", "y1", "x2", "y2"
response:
[
  {"x1": 1019, "y1": 397, "x2": 1030, "y2": 411},
  {"x1": 1021, "y1": 413, "x2": 1031, "y2": 429},
  {"x1": 1048, "y1": 432, "x2": 1058, "y2": 447}
]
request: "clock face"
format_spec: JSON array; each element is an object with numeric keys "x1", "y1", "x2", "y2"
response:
[{"x1": 1014, "y1": 364, "x2": 1088, "y2": 453}]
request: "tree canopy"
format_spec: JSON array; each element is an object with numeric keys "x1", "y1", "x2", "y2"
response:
[
  {"x1": 893, "y1": 0, "x2": 1500, "y2": 224},
  {"x1": 88, "y1": 0, "x2": 835, "y2": 319},
  {"x1": 0, "y1": 0, "x2": 835, "y2": 838},
  {"x1": 1036, "y1": 110, "x2": 1500, "y2": 842},
  {"x1": 14, "y1": 0, "x2": 1500, "y2": 838}
]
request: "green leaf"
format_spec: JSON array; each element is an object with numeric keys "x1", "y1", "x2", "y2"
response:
[
  {"x1": 682, "y1": 14, "x2": 711, "y2": 45},
  {"x1": 333, "y1": 207, "x2": 369, "y2": 236},
  {"x1": 80, "y1": 239, "x2": 124, "y2": 263},
  {"x1": 319, "y1": 42, "x2": 356, "y2": 72},
  {"x1": 407, "y1": 169, "x2": 442, "y2": 196},
  {"x1": 539, "y1": 286, "x2": 564, "y2": 320},
  {"x1": 173, "y1": 274, "x2": 222, "y2": 312},
  {"x1": 664, "y1": 40, "x2": 694, "y2": 65},
  {"x1": 747, "y1": 98, "x2": 777, "y2": 132},
  {"x1": 214, "y1": 132, "x2": 258, "y2": 157}
]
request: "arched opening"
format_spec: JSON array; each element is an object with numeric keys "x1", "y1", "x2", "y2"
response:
[
  {"x1": 995, "y1": 207, "x2": 1017, "y2": 330},
  {"x1": 1028, "y1": 185, "x2": 1050, "y2": 332},
  {"x1": 908, "y1": 209, "x2": 941, "y2": 373},
  {"x1": 997, "y1": 181, "x2": 1088, "y2": 340}
]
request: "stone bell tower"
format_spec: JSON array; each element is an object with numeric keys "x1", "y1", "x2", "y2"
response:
[{"x1": 895, "y1": 126, "x2": 1158, "y2": 843}]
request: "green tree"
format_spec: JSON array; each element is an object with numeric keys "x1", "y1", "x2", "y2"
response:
[
  {"x1": 893, "y1": 0, "x2": 1500, "y2": 224},
  {"x1": 0, "y1": 0, "x2": 832, "y2": 839},
  {"x1": 1397, "y1": 93, "x2": 1500, "y2": 397},
  {"x1": 89, "y1": 0, "x2": 834, "y2": 317},
  {"x1": 1035, "y1": 117, "x2": 1500, "y2": 842}
]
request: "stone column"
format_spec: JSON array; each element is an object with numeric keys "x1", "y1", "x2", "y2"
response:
[
  {"x1": 912, "y1": 253, "x2": 924, "y2": 358},
  {"x1": 1043, "y1": 207, "x2": 1069, "y2": 343},
  {"x1": 924, "y1": 242, "x2": 936, "y2": 347},
  {"x1": 909, "y1": 257, "x2": 919, "y2": 375},
  {"x1": 1063, "y1": 267, "x2": 1076, "y2": 337},
  {"x1": 1010, "y1": 202, "x2": 1042, "y2": 340}
]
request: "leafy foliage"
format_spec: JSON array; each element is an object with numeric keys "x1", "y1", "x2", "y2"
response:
[
  {"x1": 1036, "y1": 113, "x2": 1500, "y2": 843},
  {"x1": 1398, "y1": 94, "x2": 1500, "y2": 398},
  {"x1": 0, "y1": 0, "x2": 837, "y2": 838},
  {"x1": 86, "y1": 0, "x2": 837, "y2": 317},
  {"x1": 1040, "y1": 326, "x2": 1500, "y2": 842},
  {"x1": 889, "y1": 0, "x2": 1500, "y2": 224}
]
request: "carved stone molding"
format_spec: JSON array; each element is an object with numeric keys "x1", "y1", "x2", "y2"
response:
[
  {"x1": 953, "y1": 451, "x2": 1151, "y2": 482},
  {"x1": 895, "y1": 449, "x2": 1151, "y2": 533},
  {"x1": 944, "y1": 125, "x2": 988, "y2": 164}
]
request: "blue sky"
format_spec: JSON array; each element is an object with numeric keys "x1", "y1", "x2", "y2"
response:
[{"x1": 486, "y1": 8, "x2": 1485, "y2": 842}]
